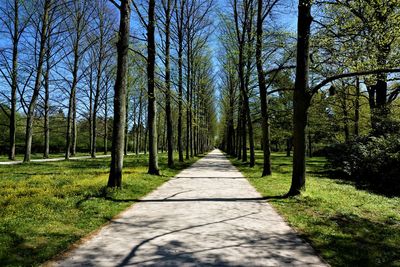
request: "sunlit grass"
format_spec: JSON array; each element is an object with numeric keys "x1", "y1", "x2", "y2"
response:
[
  {"x1": 230, "y1": 151, "x2": 400, "y2": 267},
  {"x1": 0, "y1": 152, "x2": 91, "y2": 162},
  {"x1": 0, "y1": 153, "x2": 202, "y2": 267}
]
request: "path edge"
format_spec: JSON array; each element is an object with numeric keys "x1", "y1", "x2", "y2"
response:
[{"x1": 221, "y1": 150, "x2": 331, "y2": 267}]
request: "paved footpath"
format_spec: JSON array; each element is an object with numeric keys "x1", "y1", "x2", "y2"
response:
[{"x1": 52, "y1": 150, "x2": 328, "y2": 267}]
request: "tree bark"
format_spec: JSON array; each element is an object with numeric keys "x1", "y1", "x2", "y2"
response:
[
  {"x1": 164, "y1": 0, "x2": 174, "y2": 167},
  {"x1": 241, "y1": 100, "x2": 247, "y2": 162},
  {"x1": 71, "y1": 92, "x2": 77, "y2": 156},
  {"x1": 236, "y1": 97, "x2": 242, "y2": 160},
  {"x1": 107, "y1": 0, "x2": 130, "y2": 187},
  {"x1": 65, "y1": 47, "x2": 79, "y2": 159},
  {"x1": 185, "y1": 32, "x2": 191, "y2": 160},
  {"x1": 43, "y1": 41, "x2": 51, "y2": 159},
  {"x1": 9, "y1": 0, "x2": 19, "y2": 160},
  {"x1": 89, "y1": 65, "x2": 94, "y2": 156},
  {"x1": 176, "y1": 0, "x2": 185, "y2": 162},
  {"x1": 286, "y1": 137, "x2": 291, "y2": 157},
  {"x1": 256, "y1": 0, "x2": 271, "y2": 175},
  {"x1": 354, "y1": 77, "x2": 360, "y2": 136},
  {"x1": 104, "y1": 83, "x2": 108, "y2": 154},
  {"x1": 24, "y1": 0, "x2": 51, "y2": 162},
  {"x1": 288, "y1": 0, "x2": 312, "y2": 196},
  {"x1": 136, "y1": 86, "x2": 143, "y2": 155},
  {"x1": 92, "y1": 49, "x2": 103, "y2": 157},
  {"x1": 147, "y1": 0, "x2": 160, "y2": 175},
  {"x1": 124, "y1": 96, "x2": 129, "y2": 155}
]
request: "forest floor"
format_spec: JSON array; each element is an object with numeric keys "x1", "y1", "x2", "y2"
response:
[
  {"x1": 51, "y1": 149, "x2": 326, "y2": 267},
  {"x1": 0, "y1": 153, "x2": 201, "y2": 267},
  {"x1": 230, "y1": 151, "x2": 400, "y2": 267}
]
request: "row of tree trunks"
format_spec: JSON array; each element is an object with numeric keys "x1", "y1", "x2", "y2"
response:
[{"x1": 232, "y1": 0, "x2": 255, "y2": 167}]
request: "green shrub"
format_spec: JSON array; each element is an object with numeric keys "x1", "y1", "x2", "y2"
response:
[{"x1": 326, "y1": 134, "x2": 400, "y2": 196}]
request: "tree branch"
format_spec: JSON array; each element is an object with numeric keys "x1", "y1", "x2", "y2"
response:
[
  {"x1": 108, "y1": 0, "x2": 121, "y2": 9},
  {"x1": 312, "y1": 68, "x2": 400, "y2": 94}
]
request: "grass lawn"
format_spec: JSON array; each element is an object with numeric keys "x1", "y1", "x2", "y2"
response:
[
  {"x1": 0, "y1": 152, "x2": 91, "y2": 162},
  {"x1": 229, "y1": 151, "x2": 400, "y2": 267},
  {"x1": 0, "y1": 153, "x2": 202, "y2": 267}
]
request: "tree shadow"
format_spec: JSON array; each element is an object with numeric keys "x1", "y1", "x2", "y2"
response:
[
  {"x1": 307, "y1": 213, "x2": 400, "y2": 266},
  {"x1": 60, "y1": 210, "x2": 324, "y2": 267},
  {"x1": 76, "y1": 192, "x2": 289, "y2": 208}
]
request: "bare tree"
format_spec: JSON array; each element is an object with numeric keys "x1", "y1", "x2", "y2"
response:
[
  {"x1": 64, "y1": 0, "x2": 92, "y2": 159},
  {"x1": 23, "y1": 0, "x2": 52, "y2": 162},
  {"x1": 0, "y1": 1, "x2": 29, "y2": 160}
]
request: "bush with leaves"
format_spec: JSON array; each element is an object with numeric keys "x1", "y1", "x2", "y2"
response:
[{"x1": 326, "y1": 134, "x2": 400, "y2": 196}]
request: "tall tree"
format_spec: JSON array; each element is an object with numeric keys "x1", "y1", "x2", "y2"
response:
[
  {"x1": 23, "y1": 0, "x2": 52, "y2": 162},
  {"x1": 233, "y1": 0, "x2": 255, "y2": 167},
  {"x1": 92, "y1": 0, "x2": 114, "y2": 158},
  {"x1": 107, "y1": 0, "x2": 130, "y2": 187},
  {"x1": 0, "y1": 0, "x2": 29, "y2": 160},
  {"x1": 287, "y1": 0, "x2": 312, "y2": 195},
  {"x1": 162, "y1": 0, "x2": 175, "y2": 167},
  {"x1": 147, "y1": 0, "x2": 160, "y2": 175},
  {"x1": 174, "y1": 0, "x2": 186, "y2": 162},
  {"x1": 65, "y1": 0, "x2": 91, "y2": 159},
  {"x1": 255, "y1": 0, "x2": 278, "y2": 176}
]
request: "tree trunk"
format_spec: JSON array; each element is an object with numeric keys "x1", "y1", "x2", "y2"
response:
[
  {"x1": 241, "y1": 100, "x2": 247, "y2": 162},
  {"x1": 93, "y1": 11, "x2": 105, "y2": 158},
  {"x1": 136, "y1": 86, "x2": 143, "y2": 155},
  {"x1": 354, "y1": 77, "x2": 360, "y2": 136},
  {"x1": 288, "y1": 0, "x2": 312, "y2": 196},
  {"x1": 177, "y1": 0, "x2": 185, "y2": 162},
  {"x1": 24, "y1": 0, "x2": 51, "y2": 162},
  {"x1": 286, "y1": 137, "x2": 291, "y2": 157},
  {"x1": 65, "y1": 50, "x2": 79, "y2": 159},
  {"x1": 43, "y1": 44, "x2": 50, "y2": 158},
  {"x1": 370, "y1": 49, "x2": 389, "y2": 133},
  {"x1": 124, "y1": 97, "x2": 129, "y2": 155},
  {"x1": 71, "y1": 94, "x2": 77, "y2": 156},
  {"x1": 256, "y1": 0, "x2": 271, "y2": 175},
  {"x1": 189, "y1": 49, "x2": 194, "y2": 158},
  {"x1": 343, "y1": 106, "x2": 350, "y2": 142},
  {"x1": 147, "y1": 0, "x2": 160, "y2": 175},
  {"x1": 9, "y1": 0, "x2": 19, "y2": 160},
  {"x1": 104, "y1": 85, "x2": 108, "y2": 155},
  {"x1": 244, "y1": 8, "x2": 255, "y2": 167},
  {"x1": 185, "y1": 33, "x2": 191, "y2": 160},
  {"x1": 89, "y1": 66, "x2": 93, "y2": 156},
  {"x1": 165, "y1": 0, "x2": 174, "y2": 167},
  {"x1": 236, "y1": 98, "x2": 242, "y2": 160},
  {"x1": 107, "y1": 0, "x2": 130, "y2": 187},
  {"x1": 132, "y1": 96, "x2": 137, "y2": 154}
]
